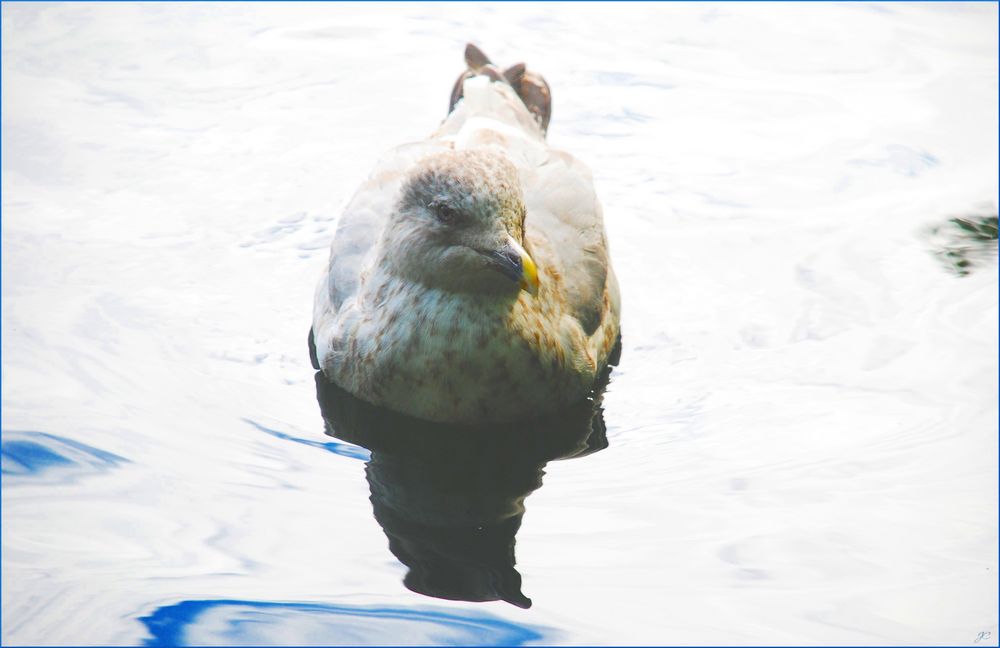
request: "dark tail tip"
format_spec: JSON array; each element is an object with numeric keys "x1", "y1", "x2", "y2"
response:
[
  {"x1": 448, "y1": 43, "x2": 552, "y2": 136},
  {"x1": 464, "y1": 42, "x2": 492, "y2": 69},
  {"x1": 503, "y1": 62, "x2": 526, "y2": 87}
]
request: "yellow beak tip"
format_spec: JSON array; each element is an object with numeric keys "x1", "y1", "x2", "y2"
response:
[
  {"x1": 506, "y1": 235, "x2": 540, "y2": 297},
  {"x1": 520, "y1": 257, "x2": 540, "y2": 297}
]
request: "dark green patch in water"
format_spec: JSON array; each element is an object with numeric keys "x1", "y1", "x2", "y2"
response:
[{"x1": 930, "y1": 212, "x2": 998, "y2": 277}]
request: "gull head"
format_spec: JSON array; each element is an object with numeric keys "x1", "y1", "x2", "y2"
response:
[{"x1": 382, "y1": 149, "x2": 539, "y2": 298}]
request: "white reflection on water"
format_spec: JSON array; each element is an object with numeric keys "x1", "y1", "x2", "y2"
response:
[{"x1": 2, "y1": 2, "x2": 997, "y2": 645}]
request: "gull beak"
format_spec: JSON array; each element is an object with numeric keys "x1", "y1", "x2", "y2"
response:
[
  {"x1": 515, "y1": 239, "x2": 540, "y2": 297},
  {"x1": 488, "y1": 236, "x2": 540, "y2": 297}
]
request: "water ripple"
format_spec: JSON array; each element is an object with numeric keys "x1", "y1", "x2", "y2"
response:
[
  {"x1": 139, "y1": 599, "x2": 551, "y2": 646},
  {"x1": 1, "y1": 430, "x2": 128, "y2": 482},
  {"x1": 242, "y1": 418, "x2": 371, "y2": 461}
]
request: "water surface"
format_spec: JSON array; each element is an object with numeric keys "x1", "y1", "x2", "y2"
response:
[{"x1": 3, "y1": 3, "x2": 998, "y2": 645}]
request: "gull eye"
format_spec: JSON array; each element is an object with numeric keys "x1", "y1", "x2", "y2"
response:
[{"x1": 429, "y1": 198, "x2": 461, "y2": 224}]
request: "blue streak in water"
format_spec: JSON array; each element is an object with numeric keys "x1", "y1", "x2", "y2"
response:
[
  {"x1": 242, "y1": 418, "x2": 371, "y2": 461},
  {"x1": 1, "y1": 430, "x2": 128, "y2": 477},
  {"x1": 139, "y1": 599, "x2": 548, "y2": 647}
]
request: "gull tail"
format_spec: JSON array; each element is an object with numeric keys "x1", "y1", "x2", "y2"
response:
[{"x1": 448, "y1": 43, "x2": 552, "y2": 135}]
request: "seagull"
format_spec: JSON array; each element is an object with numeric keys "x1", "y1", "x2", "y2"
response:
[{"x1": 310, "y1": 44, "x2": 621, "y2": 424}]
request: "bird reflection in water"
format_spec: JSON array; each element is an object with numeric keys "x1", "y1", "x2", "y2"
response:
[{"x1": 313, "y1": 369, "x2": 613, "y2": 609}]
